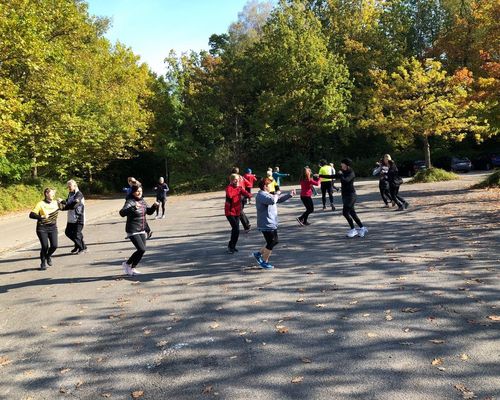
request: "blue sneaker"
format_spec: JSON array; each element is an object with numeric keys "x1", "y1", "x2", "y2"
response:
[
  {"x1": 260, "y1": 261, "x2": 274, "y2": 270},
  {"x1": 252, "y1": 252, "x2": 263, "y2": 264}
]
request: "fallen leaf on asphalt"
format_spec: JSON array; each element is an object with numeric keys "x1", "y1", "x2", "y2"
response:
[
  {"x1": 431, "y1": 358, "x2": 443, "y2": 366},
  {"x1": 429, "y1": 339, "x2": 445, "y2": 344},
  {"x1": 349, "y1": 300, "x2": 358, "y2": 305},
  {"x1": 460, "y1": 354, "x2": 469, "y2": 361},
  {"x1": 244, "y1": 338, "x2": 252, "y2": 343},
  {"x1": 297, "y1": 288, "x2": 305, "y2": 293},
  {"x1": 437, "y1": 367, "x2": 446, "y2": 371},
  {"x1": 487, "y1": 315, "x2": 500, "y2": 321},
  {"x1": 23, "y1": 370, "x2": 34, "y2": 376},
  {"x1": 385, "y1": 315, "x2": 394, "y2": 321},
  {"x1": 131, "y1": 390, "x2": 144, "y2": 398},
  {"x1": 60, "y1": 368, "x2": 71, "y2": 374},
  {"x1": 367, "y1": 332, "x2": 378, "y2": 338},
  {"x1": 202, "y1": 385, "x2": 213, "y2": 394},
  {"x1": 209, "y1": 322, "x2": 220, "y2": 329},
  {"x1": 291, "y1": 376, "x2": 304, "y2": 384},
  {"x1": 0, "y1": 356, "x2": 12, "y2": 367},
  {"x1": 403, "y1": 328, "x2": 411, "y2": 332},
  {"x1": 362, "y1": 313, "x2": 370, "y2": 317},
  {"x1": 389, "y1": 258, "x2": 401, "y2": 262},
  {"x1": 156, "y1": 341, "x2": 168, "y2": 347},
  {"x1": 276, "y1": 325, "x2": 289, "y2": 334},
  {"x1": 75, "y1": 380, "x2": 84, "y2": 388},
  {"x1": 315, "y1": 304, "x2": 326, "y2": 308},
  {"x1": 101, "y1": 394, "x2": 111, "y2": 398},
  {"x1": 252, "y1": 300, "x2": 262, "y2": 304},
  {"x1": 454, "y1": 384, "x2": 476, "y2": 399},
  {"x1": 326, "y1": 328, "x2": 335, "y2": 334},
  {"x1": 143, "y1": 329, "x2": 152, "y2": 336},
  {"x1": 401, "y1": 307, "x2": 420, "y2": 313},
  {"x1": 59, "y1": 387, "x2": 68, "y2": 394},
  {"x1": 296, "y1": 298, "x2": 304, "y2": 303},
  {"x1": 301, "y1": 358, "x2": 312, "y2": 363},
  {"x1": 307, "y1": 271, "x2": 315, "y2": 275}
]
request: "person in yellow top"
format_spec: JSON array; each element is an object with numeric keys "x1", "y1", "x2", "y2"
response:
[
  {"x1": 29, "y1": 188, "x2": 62, "y2": 270},
  {"x1": 318, "y1": 159, "x2": 337, "y2": 211},
  {"x1": 266, "y1": 170, "x2": 279, "y2": 194}
]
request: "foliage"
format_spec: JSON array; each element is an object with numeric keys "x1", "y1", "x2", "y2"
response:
[
  {"x1": 471, "y1": 169, "x2": 500, "y2": 189},
  {"x1": 410, "y1": 168, "x2": 459, "y2": 183}
]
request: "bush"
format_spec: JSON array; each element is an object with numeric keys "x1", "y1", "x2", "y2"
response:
[
  {"x1": 409, "y1": 168, "x2": 459, "y2": 183},
  {"x1": 471, "y1": 169, "x2": 500, "y2": 189}
]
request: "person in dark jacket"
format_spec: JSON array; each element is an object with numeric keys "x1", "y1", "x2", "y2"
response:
[
  {"x1": 387, "y1": 160, "x2": 409, "y2": 211},
  {"x1": 154, "y1": 177, "x2": 169, "y2": 219},
  {"x1": 225, "y1": 174, "x2": 252, "y2": 254},
  {"x1": 119, "y1": 185, "x2": 159, "y2": 276},
  {"x1": 320, "y1": 158, "x2": 367, "y2": 238},
  {"x1": 59, "y1": 179, "x2": 86, "y2": 254},
  {"x1": 372, "y1": 154, "x2": 393, "y2": 207}
]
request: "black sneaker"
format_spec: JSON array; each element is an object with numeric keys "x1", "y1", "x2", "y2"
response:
[
  {"x1": 331, "y1": 204, "x2": 335, "y2": 211},
  {"x1": 147, "y1": 231, "x2": 153, "y2": 239},
  {"x1": 233, "y1": 248, "x2": 239, "y2": 252},
  {"x1": 46, "y1": 257, "x2": 53, "y2": 266},
  {"x1": 227, "y1": 247, "x2": 235, "y2": 254},
  {"x1": 40, "y1": 262, "x2": 47, "y2": 270},
  {"x1": 304, "y1": 221, "x2": 311, "y2": 226},
  {"x1": 404, "y1": 202, "x2": 409, "y2": 209},
  {"x1": 70, "y1": 247, "x2": 78, "y2": 254}
]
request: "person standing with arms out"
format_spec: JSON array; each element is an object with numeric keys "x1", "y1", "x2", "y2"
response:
[
  {"x1": 318, "y1": 159, "x2": 336, "y2": 211},
  {"x1": 225, "y1": 173, "x2": 252, "y2": 254},
  {"x1": 242, "y1": 168, "x2": 258, "y2": 204},
  {"x1": 59, "y1": 179, "x2": 86, "y2": 254},
  {"x1": 387, "y1": 159, "x2": 409, "y2": 211},
  {"x1": 272, "y1": 166, "x2": 290, "y2": 192},
  {"x1": 372, "y1": 154, "x2": 393, "y2": 208},
  {"x1": 29, "y1": 188, "x2": 61, "y2": 270},
  {"x1": 296, "y1": 167, "x2": 320, "y2": 226},
  {"x1": 154, "y1": 177, "x2": 169, "y2": 219},
  {"x1": 119, "y1": 185, "x2": 159, "y2": 276},
  {"x1": 321, "y1": 158, "x2": 367, "y2": 238},
  {"x1": 253, "y1": 178, "x2": 295, "y2": 270}
]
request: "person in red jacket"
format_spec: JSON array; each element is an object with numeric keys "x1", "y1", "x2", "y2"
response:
[
  {"x1": 297, "y1": 166, "x2": 320, "y2": 226},
  {"x1": 225, "y1": 174, "x2": 252, "y2": 254},
  {"x1": 230, "y1": 167, "x2": 252, "y2": 231},
  {"x1": 242, "y1": 168, "x2": 258, "y2": 204}
]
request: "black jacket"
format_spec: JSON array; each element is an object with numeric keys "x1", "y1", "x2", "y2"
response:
[
  {"x1": 119, "y1": 197, "x2": 157, "y2": 234},
  {"x1": 60, "y1": 191, "x2": 85, "y2": 224},
  {"x1": 387, "y1": 164, "x2": 403, "y2": 187},
  {"x1": 320, "y1": 168, "x2": 356, "y2": 197}
]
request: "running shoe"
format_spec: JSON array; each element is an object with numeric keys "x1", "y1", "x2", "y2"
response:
[
  {"x1": 396, "y1": 206, "x2": 404, "y2": 211},
  {"x1": 70, "y1": 247, "x2": 78, "y2": 254},
  {"x1": 40, "y1": 262, "x2": 47, "y2": 270},
  {"x1": 296, "y1": 217, "x2": 304, "y2": 226},
  {"x1": 382, "y1": 204, "x2": 390, "y2": 208},
  {"x1": 147, "y1": 231, "x2": 153, "y2": 239},
  {"x1": 161, "y1": 215, "x2": 166, "y2": 219},
  {"x1": 46, "y1": 257, "x2": 53, "y2": 266},
  {"x1": 322, "y1": 206, "x2": 326, "y2": 211},
  {"x1": 346, "y1": 228, "x2": 359, "y2": 238},
  {"x1": 304, "y1": 221, "x2": 311, "y2": 226},
  {"x1": 331, "y1": 204, "x2": 335, "y2": 211},
  {"x1": 260, "y1": 261, "x2": 274, "y2": 270},
  {"x1": 404, "y1": 202, "x2": 409, "y2": 209},
  {"x1": 253, "y1": 251, "x2": 264, "y2": 264},
  {"x1": 122, "y1": 261, "x2": 132, "y2": 275},
  {"x1": 357, "y1": 226, "x2": 368, "y2": 237},
  {"x1": 227, "y1": 247, "x2": 235, "y2": 254},
  {"x1": 244, "y1": 226, "x2": 251, "y2": 233},
  {"x1": 131, "y1": 268, "x2": 142, "y2": 275}
]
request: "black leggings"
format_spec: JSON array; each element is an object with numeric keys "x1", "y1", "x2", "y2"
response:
[
  {"x1": 239, "y1": 210, "x2": 250, "y2": 230},
  {"x1": 390, "y1": 185, "x2": 406, "y2": 207},
  {"x1": 65, "y1": 223, "x2": 85, "y2": 250},
  {"x1": 226, "y1": 216, "x2": 240, "y2": 249},
  {"x1": 379, "y1": 181, "x2": 392, "y2": 205},
  {"x1": 299, "y1": 196, "x2": 314, "y2": 223},
  {"x1": 321, "y1": 181, "x2": 334, "y2": 207},
  {"x1": 36, "y1": 225, "x2": 58, "y2": 262},
  {"x1": 156, "y1": 198, "x2": 166, "y2": 216},
  {"x1": 342, "y1": 196, "x2": 363, "y2": 229},
  {"x1": 127, "y1": 234, "x2": 147, "y2": 267},
  {"x1": 262, "y1": 230, "x2": 279, "y2": 250}
]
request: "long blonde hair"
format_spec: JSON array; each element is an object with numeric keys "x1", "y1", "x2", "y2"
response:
[{"x1": 299, "y1": 167, "x2": 311, "y2": 181}]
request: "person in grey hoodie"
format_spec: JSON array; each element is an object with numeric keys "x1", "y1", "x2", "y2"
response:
[{"x1": 252, "y1": 177, "x2": 296, "y2": 270}]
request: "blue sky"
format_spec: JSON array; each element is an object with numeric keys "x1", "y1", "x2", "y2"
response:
[{"x1": 86, "y1": 0, "x2": 252, "y2": 75}]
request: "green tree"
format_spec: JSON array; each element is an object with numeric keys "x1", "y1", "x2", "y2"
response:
[{"x1": 361, "y1": 58, "x2": 492, "y2": 167}]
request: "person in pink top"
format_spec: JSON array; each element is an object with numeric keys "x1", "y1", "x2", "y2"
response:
[{"x1": 296, "y1": 166, "x2": 320, "y2": 226}]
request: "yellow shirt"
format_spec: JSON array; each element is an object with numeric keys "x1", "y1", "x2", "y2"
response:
[
  {"x1": 32, "y1": 200, "x2": 60, "y2": 225},
  {"x1": 319, "y1": 165, "x2": 333, "y2": 182}
]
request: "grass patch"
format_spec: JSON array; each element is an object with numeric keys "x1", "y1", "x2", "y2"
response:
[
  {"x1": 471, "y1": 169, "x2": 500, "y2": 189},
  {"x1": 409, "y1": 167, "x2": 459, "y2": 183}
]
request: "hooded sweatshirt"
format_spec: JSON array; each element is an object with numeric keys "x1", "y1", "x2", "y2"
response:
[{"x1": 255, "y1": 190, "x2": 293, "y2": 231}]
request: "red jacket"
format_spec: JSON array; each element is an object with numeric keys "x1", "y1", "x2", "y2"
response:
[
  {"x1": 243, "y1": 173, "x2": 257, "y2": 188},
  {"x1": 300, "y1": 177, "x2": 320, "y2": 197},
  {"x1": 225, "y1": 184, "x2": 251, "y2": 216}
]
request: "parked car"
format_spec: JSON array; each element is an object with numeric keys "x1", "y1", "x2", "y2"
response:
[
  {"x1": 413, "y1": 160, "x2": 427, "y2": 174},
  {"x1": 451, "y1": 156, "x2": 472, "y2": 172},
  {"x1": 472, "y1": 154, "x2": 500, "y2": 170},
  {"x1": 398, "y1": 160, "x2": 427, "y2": 177}
]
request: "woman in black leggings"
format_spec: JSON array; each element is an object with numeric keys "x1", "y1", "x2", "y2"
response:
[
  {"x1": 29, "y1": 188, "x2": 62, "y2": 270},
  {"x1": 119, "y1": 185, "x2": 158, "y2": 276},
  {"x1": 388, "y1": 160, "x2": 409, "y2": 211}
]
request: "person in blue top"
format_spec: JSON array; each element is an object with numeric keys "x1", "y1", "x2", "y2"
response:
[
  {"x1": 252, "y1": 177, "x2": 295, "y2": 270},
  {"x1": 272, "y1": 166, "x2": 290, "y2": 191},
  {"x1": 154, "y1": 177, "x2": 169, "y2": 219}
]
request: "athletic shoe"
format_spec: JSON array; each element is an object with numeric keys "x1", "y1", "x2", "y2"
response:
[
  {"x1": 233, "y1": 248, "x2": 239, "y2": 252},
  {"x1": 391, "y1": 201, "x2": 396, "y2": 207},
  {"x1": 331, "y1": 204, "x2": 336, "y2": 211},
  {"x1": 322, "y1": 206, "x2": 326, "y2": 211},
  {"x1": 155, "y1": 215, "x2": 161, "y2": 220},
  {"x1": 346, "y1": 228, "x2": 359, "y2": 238},
  {"x1": 40, "y1": 262, "x2": 47, "y2": 270},
  {"x1": 396, "y1": 206, "x2": 404, "y2": 211},
  {"x1": 46, "y1": 257, "x2": 53, "y2": 266},
  {"x1": 260, "y1": 261, "x2": 274, "y2": 270},
  {"x1": 147, "y1": 231, "x2": 153, "y2": 239},
  {"x1": 404, "y1": 202, "x2": 409, "y2": 209},
  {"x1": 382, "y1": 204, "x2": 390, "y2": 208},
  {"x1": 244, "y1": 226, "x2": 251, "y2": 233},
  {"x1": 161, "y1": 215, "x2": 166, "y2": 219},
  {"x1": 227, "y1": 247, "x2": 235, "y2": 254},
  {"x1": 253, "y1": 252, "x2": 264, "y2": 264},
  {"x1": 296, "y1": 217, "x2": 304, "y2": 226},
  {"x1": 70, "y1": 247, "x2": 78, "y2": 254},
  {"x1": 131, "y1": 268, "x2": 142, "y2": 275},
  {"x1": 357, "y1": 226, "x2": 368, "y2": 238},
  {"x1": 122, "y1": 261, "x2": 132, "y2": 275},
  {"x1": 303, "y1": 221, "x2": 311, "y2": 226}
]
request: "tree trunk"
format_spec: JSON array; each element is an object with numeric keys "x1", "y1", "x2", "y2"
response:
[
  {"x1": 31, "y1": 156, "x2": 37, "y2": 179},
  {"x1": 88, "y1": 167, "x2": 93, "y2": 184},
  {"x1": 423, "y1": 135, "x2": 432, "y2": 168}
]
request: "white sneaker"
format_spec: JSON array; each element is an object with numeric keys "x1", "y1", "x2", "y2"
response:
[
  {"x1": 122, "y1": 261, "x2": 132, "y2": 275},
  {"x1": 161, "y1": 215, "x2": 165, "y2": 219},
  {"x1": 346, "y1": 228, "x2": 359, "y2": 238},
  {"x1": 131, "y1": 268, "x2": 142, "y2": 275},
  {"x1": 357, "y1": 227, "x2": 368, "y2": 237}
]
